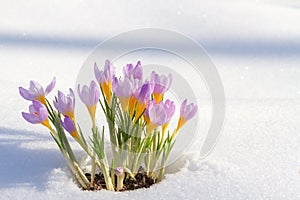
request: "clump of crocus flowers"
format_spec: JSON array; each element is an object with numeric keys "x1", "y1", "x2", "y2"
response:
[{"x1": 19, "y1": 60, "x2": 197, "y2": 191}]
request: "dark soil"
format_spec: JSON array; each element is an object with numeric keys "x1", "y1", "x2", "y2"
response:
[{"x1": 84, "y1": 168, "x2": 156, "y2": 191}]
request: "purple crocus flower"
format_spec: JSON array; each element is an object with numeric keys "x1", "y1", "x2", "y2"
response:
[
  {"x1": 123, "y1": 61, "x2": 143, "y2": 80},
  {"x1": 19, "y1": 77, "x2": 56, "y2": 105},
  {"x1": 53, "y1": 89, "x2": 75, "y2": 119},
  {"x1": 134, "y1": 82, "x2": 152, "y2": 104},
  {"x1": 22, "y1": 100, "x2": 51, "y2": 129},
  {"x1": 144, "y1": 100, "x2": 168, "y2": 133},
  {"x1": 175, "y1": 99, "x2": 198, "y2": 134},
  {"x1": 113, "y1": 77, "x2": 133, "y2": 112},
  {"x1": 161, "y1": 99, "x2": 176, "y2": 135},
  {"x1": 94, "y1": 60, "x2": 115, "y2": 84},
  {"x1": 94, "y1": 60, "x2": 115, "y2": 103},
  {"x1": 130, "y1": 82, "x2": 153, "y2": 119},
  {"x1": 114, "y1": 166, "x2": 123, "y2": 176},
  {"x1": 148, "y1": 102, "x2": 168, "y2": 126},
  {"x1": 113, "y1": 77, "x2": 133, "y2": 99},
  {"x1": 164, "y1": 99, "x2": 176, "y2": 122},
  {"x1": 61, "y1": 116, "x2": 78, "y2": 138},
  {"x1": 180, "y1": 99, "x2": 198, "y2": 121},
  {"x1": 77, "y1": 81, "x2": 100, "y2": 124},
  {"x1": 150, "y1": 72, "x2": 172, "y2": 103}
]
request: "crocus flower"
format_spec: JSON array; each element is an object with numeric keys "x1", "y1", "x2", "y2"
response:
[
  {"x1": 22, "y1": 100, "x2": 51, "y2": 129},
  {"x1": 19, "y1": 77, "x2": 56, "y2": 105},
  {"x1": 129, "y1": 82, "x2": 152, "y2": 119},
  {"x1": 144, "y1": 100, "x2": 168, "y2": 134},
  {"x1": 150, "y1": 72, "x2": 172, "y2": 103},
  {"x1": 53, "y1": 89, "x2": 75, "y2": 120},
  {"x1": 94, "y1": 60, "x2": 115, "y2": 103},
  {"x1": 113, "y1": 77, "x2": 133, "y2": 112},
  {"x1": 175, "y1": 99, "x2": 198, "y2": 135},
  {"x1": 136, "y1": 83, "x2": 152, "y2": 104},
  {"x1": 114, "y1": 166, "x2": 123, "y2": 176},
  {"x1": 77, "y1": 81, "x2": 100, "y2": 126},
  {"x1": 123, "y1": 61, "x2": 143, "y2": 80},
  {"x1": 162, "y1": 99, "x2": 176, "y2": 135},
  {"x1": 61, "y1": 116, "x2": 78, "y2": 138}
]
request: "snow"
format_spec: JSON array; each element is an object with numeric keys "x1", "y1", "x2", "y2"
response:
[{"x1": 0, "y1": 0, "x2": 300, "y2": 199}]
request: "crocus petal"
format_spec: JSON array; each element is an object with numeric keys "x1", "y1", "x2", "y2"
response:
[
  {"x1": 90, "y1": 81, "x2": 100, "y2": 105},
  {"x1": 123, "y1": 61, "x2": 143, "y2": 80},
  {"x1": 151, "y1": 72, "x2": 172, "y2": 95},
  {"x1": 137, "y1": 83, "x2": 152, "y2": 104},
  {"x1": 113, "y1": 77, "x2": 133, "y2": 98},
  {"x1": 22, "y1": 112, "x2": 39, "y2": 124},
  {"x1": 164, "y1": 99, "x2": 176, "y2": 122},
  {"x1": 186, "y1": 103, "x2": 198, "y2": 120},
  {"x1": 54, "y1": 91, "x2": 65, "y2": 112},
  {"x1": 94, "y1": 62, "x2": 101, "y2": 83},
  {"x1": 19, "y1": 87, "x2": 36, "y2": 101},
  {"x1": 38, "y1": 106, "x2": 48, "y2": 122},
  {"x1": 123, "y1": 63, "x2": 133, "y2": 78},
  {"x1": 61, "y1": 116, "x2": 76, "y2": 133},
  {"x1": 32, "y1": 100, "x2": 48, "y2": 120},
  {"x1": 133, "y1": 61, "x2": 143, "y2": 80},
  {"x1": 29, "y1": 104, "x2": 35, "y2": 114},
  {"x1": 95, "y1": 60, "x2": 115, "y2": 84},
  {"x1": 61, "y1": 116, "x2": 78, "y2": 138},
  {"x1": 146, "y1": 101, "x2": 168, "y2": 127},
  {"x1": 180, "y1": 99, "x2": 187, "y2": 115},
  {"x1": 78, "y1": 84, "x2": 91, "y2": 106},
  {"x1": 114, "y1": 167, "x2": 123, "y2": 176},
  {"x1": 54, "y1": 89, "x2": 75, "y2": 118},
  {"x1": 68, "y1": 89, "x2": 75, "y2": 114},
  {"x1": 30, "y1": 80, "x2": 44, "y2": 95},
  {"x1": 150, "y1": 103, "x2": 167, "y2": 125},
  {"x1": 180, "y1": 99, "x2": 198, "y2": 120},
  {"x1": 45, "y1": 77, "x2": 56, "y2": 95}
]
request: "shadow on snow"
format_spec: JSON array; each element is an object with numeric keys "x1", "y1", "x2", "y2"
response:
[{"x1": 0, "y1": 127, "x2": 67, "y2": 190}]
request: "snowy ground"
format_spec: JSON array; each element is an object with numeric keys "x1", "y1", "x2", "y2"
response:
[{"x1": 0, "y1": 0, "x2": 300, "y2": 199}]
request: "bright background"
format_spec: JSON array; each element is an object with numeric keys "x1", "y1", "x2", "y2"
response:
[{"x1": 0, "y1": 0, "x2": 299, "y2": 199}]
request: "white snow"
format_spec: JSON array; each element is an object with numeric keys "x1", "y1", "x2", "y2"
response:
[{"x1": 0, "y1": 0, "x2": 300, "y2": 199}]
